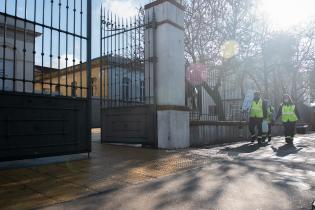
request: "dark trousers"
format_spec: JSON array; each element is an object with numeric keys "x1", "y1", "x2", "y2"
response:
[
  {"x1": 268, "y1": 123, "x2": 272, "y2": 138},
  {"x1": 249, "y1": 117, "x2": 263, "y2": 139},
  {"x1": 283, "y1": 122, "x2": 296, "y2": 138}
]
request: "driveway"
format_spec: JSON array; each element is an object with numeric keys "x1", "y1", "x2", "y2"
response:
[{"x1": 40, "y1": 133, "x2": 315, "y2": 210}]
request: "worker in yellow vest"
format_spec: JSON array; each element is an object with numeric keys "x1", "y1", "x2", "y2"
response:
[
  {"x1": 276, "y1": 94, "x2": 300, "y2": 144},
  {"x1": 249, "y1": 92, "x2": 267, "y2": 144}
]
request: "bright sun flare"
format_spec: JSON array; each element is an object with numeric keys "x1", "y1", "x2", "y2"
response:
[{"x1": 259, "y1": 0, "x2": 315, "y2": 30}]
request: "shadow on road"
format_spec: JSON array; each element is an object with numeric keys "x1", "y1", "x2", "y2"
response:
[
  {"x1": 218, "y1": 143, "x2": 261, "y2": 157},
  {"x1": 271, "y1": 144, "x2": 302, "y2": 157},
  {"x1": 37, "y1": 135, "x2": 315, "y2": 210}
]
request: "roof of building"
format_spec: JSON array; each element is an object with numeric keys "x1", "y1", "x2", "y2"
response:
[{"x1": 0, "y1": 14, "x2": 41, "y2": 37}]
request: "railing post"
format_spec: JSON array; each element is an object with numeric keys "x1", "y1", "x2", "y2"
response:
[
  {"x1": 86, "y1": 0, "x2": 92, "y2": 150},
  {"x1": 152, "y1": 11, "x2": 157, "y2": 106}
]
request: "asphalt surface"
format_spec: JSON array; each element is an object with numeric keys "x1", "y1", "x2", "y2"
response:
[{"x1": 41, "y1": 133, "x2": 315, "y2": 210}]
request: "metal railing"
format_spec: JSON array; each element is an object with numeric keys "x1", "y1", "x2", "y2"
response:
[
  {"x1": 0, "y1": 0, "x2": 90, "y2": 99},
  {"x1": 100, "y1": 8, "x2": 155, "y2": 109},
  {"x1": 186, "y1": 66, "x2": 243, "y2": 122}
]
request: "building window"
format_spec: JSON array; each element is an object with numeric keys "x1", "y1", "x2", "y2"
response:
[
  {"x1": 140, "y1": 80, "x2": 145, "y2": 102},
  {"x1": 91, "y1": 77, "x2": 97, "y2": 97},
  {"x1": 43, "y1": 88, "x2": 50, "y2": 94},
  {"x1": 122, "y1": 77, "x2": 130, "y2": 101},
  {"x1": 54, "y1": 84, "x2": 60, "y2": 96},
  {"x1": 0, "y1": 59, "x2": 14, "y2": 91},
  {"x1": 71, "y1": 81, "x2": 77, "y2": 97}
]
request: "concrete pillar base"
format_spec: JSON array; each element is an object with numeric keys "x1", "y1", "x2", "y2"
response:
[{"x1": 157, "y1": 110, "x2": 190, "y2": 149}]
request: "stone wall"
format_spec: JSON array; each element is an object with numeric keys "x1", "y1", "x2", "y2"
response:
[
  {"x1": 190, "y1": 122, "x2": 304, "y2": 146},
  {"x1": 190, "y1": 121, "x2": 313, "y2": 147},
  {"x1": 190, "y1": 121, "x2": 249, "y2": 146}
]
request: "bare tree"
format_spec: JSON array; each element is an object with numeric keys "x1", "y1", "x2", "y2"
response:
[
  {"x1": 184, "y1": 0, "x2": 315, "y2": 121},
  {"x1": 184, "y1": 0, "x2": 257, "y2": 120}
]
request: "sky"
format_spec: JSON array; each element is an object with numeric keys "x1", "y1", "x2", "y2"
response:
[
  {"x1": 258, "y1": 0, "x2": 315, "y2": 31},
  {"x1": 92, "y1": 0, "x2": 150, "y2": 58},
  {"x1": 0, "y1": 0, "x2": 151, "y2": 68},
  {"x1": 1, "y1": 0, "x2": 315, "y2": 67}
]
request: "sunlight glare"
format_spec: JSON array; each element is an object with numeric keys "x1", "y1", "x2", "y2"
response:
[
  {"x1": 220, "y1": 40, "x2": 240, "y2": 59},
  {"x1": 259, "y1": 0, "x2": 315, "y2": 30}
]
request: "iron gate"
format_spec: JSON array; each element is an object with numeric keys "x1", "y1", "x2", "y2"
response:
[
  {"x1": 0, "y1": 0, "x2": 92, "y2": 161},
  {"x1": 100, "y1": 8, "x2": 157, "y2": 146}
]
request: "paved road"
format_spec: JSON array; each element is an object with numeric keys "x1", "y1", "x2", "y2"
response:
[{"x1": 42, "y1": 133, "x2": 315, "y2": 210}]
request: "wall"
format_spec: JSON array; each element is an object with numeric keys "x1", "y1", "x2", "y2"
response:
[
  {"x1": 297, "y1": 103, "x2": 313, "y2": 124},
  {"x1": 270, "y1": 124, "x2": 284, "y2": 136},
  {"x1": 0, "y1": 15, "x2": 36, "y2": 93},
  {"x1": 190, "y1": 121, "x2": 249, "y2": 146},
  {"x1": 35, "y1": 64, "x2": 101, "y2": 97},
  {"x1": 36, "y1": 59, "x2": 145, "y2": 102},
  {"x1": 190, "y1": 121, "x2": 312, "y2": 147}
]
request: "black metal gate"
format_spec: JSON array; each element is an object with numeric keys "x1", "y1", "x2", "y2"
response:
[
  {"x1": 100, "y1": 8, "x2": 157, "y2": 146},
  {"x1": 0, "y1": 0, "x2": 92, "y2": 161}
]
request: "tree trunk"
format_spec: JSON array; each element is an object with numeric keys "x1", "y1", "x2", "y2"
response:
[{"x1": 201, "y1": 81, "x2": 226, "y2": 121}]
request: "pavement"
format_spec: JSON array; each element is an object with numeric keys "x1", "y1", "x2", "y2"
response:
[{"x1": 1, "y1": 132, "x2": 315, "y2": 210}]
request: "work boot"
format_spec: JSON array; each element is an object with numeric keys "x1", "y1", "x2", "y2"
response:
[
  {"x1": 268, "y1": 135, "x2": 272, "y2": 142},
  {"x1": 285, "y1": 137, "x2": 293, "y2": 145}
]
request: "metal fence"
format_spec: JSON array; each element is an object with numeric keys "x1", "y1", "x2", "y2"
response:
[
  {"x1": 0, "y1": 0, "x2": 91, "y2": 161},
  {"x1": 186, "y1": 66, "x2": 243, "y2": 122},
  {"x1": 99, "y1": 8, "x2": 157, "y2": 146},
  {"x1": 100, "y1": 8, "x2": 155, "y2": 109},
  {"x1": 0, "y1": 0, "x2": 89, "y2": 98}
]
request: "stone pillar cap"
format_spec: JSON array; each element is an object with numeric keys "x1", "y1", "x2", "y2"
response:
[{"x1": 144, "y1": 0, "x2": 184, "y2": 11}]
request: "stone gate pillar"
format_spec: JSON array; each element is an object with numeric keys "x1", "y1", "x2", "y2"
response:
[{"x1": 145, "y1": 0, "x2": 190, "y2": 149}]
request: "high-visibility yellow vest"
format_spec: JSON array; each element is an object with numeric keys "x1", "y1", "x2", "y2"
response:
[
  {"x1": 282, "y1": 104, "x2": 298, "y2": 122},
  {"x1": 250, "y1": 99, "x2": 263, "y2": 118}
]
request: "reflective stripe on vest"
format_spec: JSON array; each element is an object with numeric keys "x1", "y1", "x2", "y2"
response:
[
  {"x1": 282, "y1": 104, "x2": 298, "y2": 122},
  {"x1": 250, "y1": 99, "x2": 263, "y2": 118}
]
